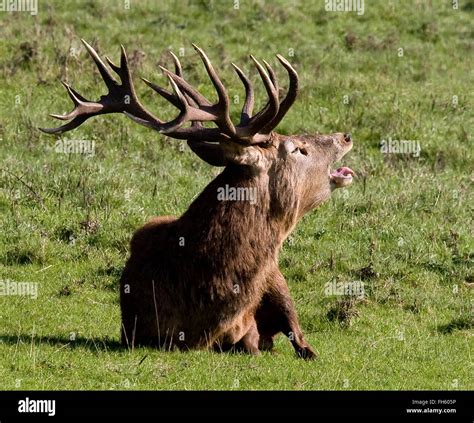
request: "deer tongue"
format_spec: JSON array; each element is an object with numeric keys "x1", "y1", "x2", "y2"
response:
[
  {"x1": 330, "y1": 166, "x2": 354, "y2": 188},
  {"x1": 330, "y1": 167, "x2": 355, "y2": 179}
]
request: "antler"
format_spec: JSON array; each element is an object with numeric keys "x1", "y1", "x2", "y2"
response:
[{"x1": 40, "y1": 40, "x2": 299, "y2": 146}]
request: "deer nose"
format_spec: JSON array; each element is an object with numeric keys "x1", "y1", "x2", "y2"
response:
[{"x1": 343, "y1": 133, "x2": 352, "y2": 143}]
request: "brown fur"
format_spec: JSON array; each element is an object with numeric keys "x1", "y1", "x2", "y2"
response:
[{"x1": 120, "y1": 133, "x2": 353, "y2": 358}]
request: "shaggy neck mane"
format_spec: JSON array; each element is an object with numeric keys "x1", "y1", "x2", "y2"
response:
[{"x1": 177, "y1": 164, "x2": 299, "y2": 269}]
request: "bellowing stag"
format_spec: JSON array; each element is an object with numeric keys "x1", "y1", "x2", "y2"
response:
[{"x1": 41, "y1": 40, "x2": 354, "y2": 358}]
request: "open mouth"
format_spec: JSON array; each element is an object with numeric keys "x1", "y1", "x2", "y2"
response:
[{"x1": 330, "y1": 166, "x2": 355, "y2": 188}]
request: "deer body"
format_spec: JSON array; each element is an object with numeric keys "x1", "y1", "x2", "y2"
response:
[
  {"x1": 42, "y1": 40, "x2": 354, "y2": 358},
  {"x1": 121, "y1": 164, "x2": 284, "y2": 349}
]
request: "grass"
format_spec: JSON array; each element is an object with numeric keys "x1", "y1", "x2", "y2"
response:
[{"x1": 0, "y1": 0, "x2": 472, "y2": 390}]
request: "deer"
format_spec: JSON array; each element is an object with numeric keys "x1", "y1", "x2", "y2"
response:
[{"x1": 41, "y1": 40, "x2": 355, "y2": 359}]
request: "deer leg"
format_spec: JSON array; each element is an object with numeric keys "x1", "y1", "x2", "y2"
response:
[
  {"x1": 235, "y1": 318, "x2": 260, "y2": 355},
  {"x1": 214, "y1": 312, "x2": 260, "y2": 355},
  {"x1": 256, "y1": 269, "x2": 316, "y2": 359}
]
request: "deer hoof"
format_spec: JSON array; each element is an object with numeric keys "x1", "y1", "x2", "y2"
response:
[{"x1": 296, "y1": 346, "x2": 318, "y2": 360}]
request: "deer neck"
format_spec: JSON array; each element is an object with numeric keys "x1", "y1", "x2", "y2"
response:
[{"x1": 178, "y1": 164, "x2": 300, "y2": 264}]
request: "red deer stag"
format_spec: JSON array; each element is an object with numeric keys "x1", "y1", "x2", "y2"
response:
[{"x1": 41, "y1": 40, "x2": 355, "y2": 359}]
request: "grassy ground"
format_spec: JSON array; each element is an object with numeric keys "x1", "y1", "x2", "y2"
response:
[{"x1": 0, "y1": 0, "x2": 472, "y2": 390}]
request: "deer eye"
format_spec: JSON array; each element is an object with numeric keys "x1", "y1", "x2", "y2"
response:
[{"x1": 295, "y1": 147, "x2": 308, "y2": 156}]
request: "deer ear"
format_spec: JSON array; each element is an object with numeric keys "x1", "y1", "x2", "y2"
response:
[{"x1": 187, "y1": 140, "x2": 227, "y2": 167}]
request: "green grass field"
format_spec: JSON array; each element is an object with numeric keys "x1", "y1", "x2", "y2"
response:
[{"x1": 0, "y1": 0, "x2": 472, "y2": 390}]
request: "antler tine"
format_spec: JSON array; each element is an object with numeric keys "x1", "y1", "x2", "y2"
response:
[
  {"x1": 110, "y1": 45, "x2": 140, "y2": 96},
  {"x1": 169, "y1": 51, "x2": 183, "y2": 77},
  {"x1": 167, "y1": 50, "x2": 201, "y2": 120},
  {"x1": 81, "y1": 39, "x2": 118, "y2": 92},
  {"x1": 192, "y1": 44, "x2": 236, "y2": 137},
  {"x1": 261, "y1": 54, "x2": 299, "y2": 133},
  {"x1": 168, "y1": 51, "x2": 200, "y2": 106},
  {"x1": 61, "y1": 80, "x2": 88, "y2": 103},
  {"x1": 238, "y1": 56, "x2": 279, "y2": 138},
  {"x1": 105, "y1": 56, "x2": 120, "y2": 73},
  {"x1": 160, "y1": 66, "x2": 211, "y2": 107},
  {"x1": 241, "y1": 58, "x2": 279, "y2": 131},
  {"x1": 263, "y1": 59, "x2": 278, "y2": 92},
  {"x1": 191, "y1": 44, "x2": 227, "y2": 107},
  {"x1": 118, "y1": 44, "x2": 134, "y2": 90},
  {"x1": 141, "y1": 77, "x2": 182, "y2": 109},
  {"x1": 40, "y1": 116, "x2": 90, "y2": 135},
  {"x1": 275, "y1": 54, "x2": 299, "y2": 112},
  {"x1": 232, "y1": 63, "x2": 254, "y2": 126}
]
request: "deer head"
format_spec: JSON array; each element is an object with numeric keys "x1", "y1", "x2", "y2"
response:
[{"x1": 41, "y1": 40, "x2": 354, "y2": 230}]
